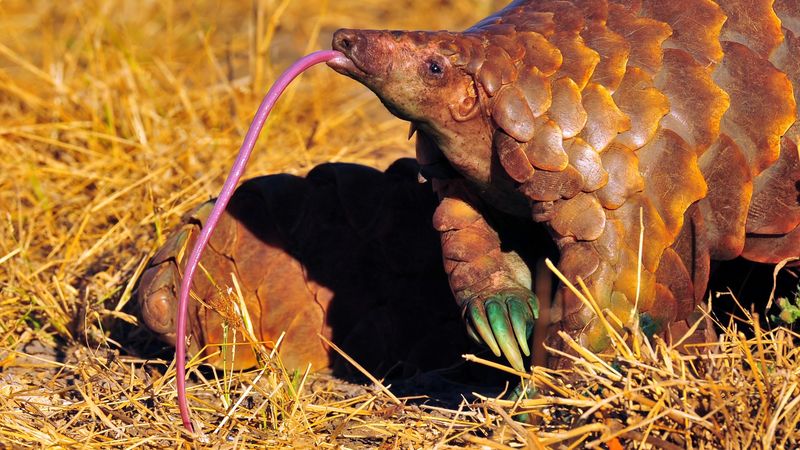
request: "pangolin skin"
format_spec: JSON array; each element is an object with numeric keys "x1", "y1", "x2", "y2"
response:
[{"x1": 327, "y1": 0, "x2": 800, "y2": 369}]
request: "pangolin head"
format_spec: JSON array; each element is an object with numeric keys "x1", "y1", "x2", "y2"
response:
[
  {"x1": 328, "y1": 28, "x2": 501, "y2": 184},
  {"x1": 329, "y1": 29, "x2": 481, "y2": 122}
]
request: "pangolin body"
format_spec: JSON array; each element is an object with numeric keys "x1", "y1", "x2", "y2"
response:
[
  {"x1": 328, "y1": 0, "x2": 800, "y2": 366},
  {"x1": 472, "y1": 0, "x2": 800, "y2": 343},
  {"x1": 140, "y1": 1, "x2": 800, "y2": 374}
]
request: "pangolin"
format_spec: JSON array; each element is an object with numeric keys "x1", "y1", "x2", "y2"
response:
[{"x1": 139, "y1": 0, "x2": 800, "y2": 375}]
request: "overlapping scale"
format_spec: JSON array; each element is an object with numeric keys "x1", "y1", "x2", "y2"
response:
[
  {"x1": 492, "y1": 85, "x2": 536, "y2": 141},
  {"x1": 550, "y1": 32, "x2": 601, "y2": 89},
  {"x1": 712, "y1": 41, "x2": 795, "y2": 177},
  {"x1": 596, "y1": 143, "x2": 643, "y2": 209},
  {"x1": 518, "y1": 32, "x2": 563, "y2": 76},
  {"x1": 520, "y1": 166, "x2": 584, "y2": 202},
  {"x1": 612, "y1": 68, "x2": 669, "y2": 149},
  {"x1": 548, "y1": 77, "x2": 588, "y2": 138},
  {"x1": 717, "y1": 0, "x2": 784, "y2": 59},
  {"x1": 746, "y1": 137, "x2": 800, "y2": 234},
  {"x1": 773, "y1": 0, "x2": 800, "y2": 35},
  {"x1": 457, "y1": 0, "x2": 800, "y2": 358},
  {"x1": 607, "y1": 3, "x2": 672, "y2": 75},
  {"x1": 697, "y1": 135, "x2": 753, "y2": 259},
  {"x1": 637, "y1": 129, "x2": 708, "y2": 239},
  {"x1": 579, "y1": 83, "x2": 630, "y2": 152},
  {"x1": 525, "y1": 116, "x2": 569, "y2": 170},
  {"x1": 494, "y1": 129, "x2": 535, "y2": 183},
  {"x1": 566, "y1": 137, "x2": 607, "y2": 192},
  {"x1": 641, "y1": 0, "x2": 725, "y2": 65},
  {"x1": 479, "y1": 46, "x2": 516, "y2": 96},
  {"x1": 516, "y1": 65, "x2": 552, "y2": 117},
  {"x1": 654, "y1": 49, "x2": 729, "y2": 150},
  {"x1": 581, "y1": 22, "x2": 630, "y2": 92},
  {"x1": 550, "y1": 192, "x2": 607, "y2": 240}
]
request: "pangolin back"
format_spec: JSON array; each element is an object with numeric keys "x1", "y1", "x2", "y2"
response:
[{"x1": 442, "y1": 0, "x2": 799, "y2": 332}]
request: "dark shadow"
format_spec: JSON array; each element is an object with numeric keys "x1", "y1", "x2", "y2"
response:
[{"x1": 709, "y1": 257, "x2": 798, "y2": 335}]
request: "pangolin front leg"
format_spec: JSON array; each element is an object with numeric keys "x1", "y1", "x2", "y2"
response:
[{"x1": 432, "y1": 177, "x2": 538, "y2": 372}]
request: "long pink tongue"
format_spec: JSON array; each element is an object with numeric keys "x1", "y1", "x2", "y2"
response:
[{"x1": 175, "y1": 50, "x2": 342, "y2": 432}]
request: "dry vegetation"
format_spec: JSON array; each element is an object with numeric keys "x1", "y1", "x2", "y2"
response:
[{"x1": 1, "y1": 0, "x2": 799, "y2": 448}]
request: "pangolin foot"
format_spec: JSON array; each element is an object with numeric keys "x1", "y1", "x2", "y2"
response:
[
  {"x1": 507, "y1": 381, "x2": 538, "y2": 423},
  {"x1": 464, "y1": 286, "x2": 538, "y2": 372},
  {"x1": 137, "y1": 202, "x2": 216, "y2": 361}
]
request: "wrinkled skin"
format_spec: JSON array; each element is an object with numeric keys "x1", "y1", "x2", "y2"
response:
[
  {"x1": 140, "y1": 0, "x2": 800, "y2": 374},
  {"x1": 327, "y1": 0, "x2": 800, "y2": 370}
]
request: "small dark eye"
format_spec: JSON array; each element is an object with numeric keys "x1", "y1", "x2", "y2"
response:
[{"x1": 429, "y1": 61, "x2": 443, "y2": 75}]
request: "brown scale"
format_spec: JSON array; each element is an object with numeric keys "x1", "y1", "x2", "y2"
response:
[
  {"x1": 516, "y1": 65, "x2": 552, "y2": 117},
  {"x1": 637, "y1": 129, "x2": 708, "y2": 240},
  {"x1": 579, "y1": 82, "x2": 630, "y2": 152},
  {"x1": 524, "y1": 1, "x2": 587, "y2": 34},
  {"x1": 774, "y1": 0, "x2": 800, "y2": 36},
  {"x1": 525, "y1": 116, "x2": 569, "y2": 170},
  {"x1": 747, "y1": 137, "x2": 800, "y2": 234},
  {"x1": 549, "y1": 32, "x2": 600, "y2": 90},
  {"x1": 571, "y1": 0, "x2": 610, "y2": 23},
  {"x1": 612, "y1": 67, "x2": 669, "y2": 149},
  {"x1": 641, "y1": 0, "x2": 726, "y2": 66},
  {"x1": 595, "y1": 143, "x2": 643, "y2": 209},
  {"x1": 654, "y1": 48, "x2": 729, "y2": 150},
  {"x1": 518, "y1": 32, "x2": 563, "y2": 76},
  {"x1": 717, "y1": 0, "x2": 784, "y2": 59},
  {"x1": 697, "y1": 135, "x2": 753, "y2": 259},
  {"x1": 581, "y1": 22, "x2": 630, "y2": 92},
  {"x1": 519, "y1": 166, "x2": 584, "y2": 202},
  {"x1": 566, "y1": 137, "x2": 607, "y2": 192},
  {"x1": 606, "y1": 3, "x2": 672, "y2": 75},
  {"x1": 713, "y1": 41, "x2": 796, "y2": 176},
  {"x1": 548, "y1": 77, "x2": 587, "y2": 138}
]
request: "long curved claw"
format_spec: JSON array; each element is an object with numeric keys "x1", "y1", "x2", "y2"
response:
[
  {"x1": 464, "y1": 288, "x2": 539, "y2": 371},
  {"x1": 486, "y1": 300, "x2": 525, "y2": 372},
  {"x1": 508, "y1": 297, "x2": 533, "y2": 357},
  {"x1": 469, "y1": 303, "x2": 502, "y2": 357},
  {"x1": 465, "y1": 321, "x2": 483, "y2": 346}
]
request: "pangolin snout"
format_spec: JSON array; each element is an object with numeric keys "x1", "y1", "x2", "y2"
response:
[
  {"x1": 332, "y1": 29, "x2": 361, "y2": 55},
  {"x1": 329, "y1": 28, "x2": 374, "y2": 78}
]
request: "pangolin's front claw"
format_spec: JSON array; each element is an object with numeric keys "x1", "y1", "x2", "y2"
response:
[
  {"x1": 468, "y1": 302, "x2": 502, "y2": 357},
  {"x1": 466, "y1": 290, "x2": 538, "y2": 372},
  {"x1": 507, "y1": 297, "x2": 533, "y2": 357}
]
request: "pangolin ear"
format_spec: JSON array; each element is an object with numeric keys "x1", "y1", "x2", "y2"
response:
[
  {"x1": 449, "y1": 79, "x2": 480, "y2": 122},
  {"x1": 451, "y1": 94, "x2": 480, "y2": 121},
  {"x1": 492, "y1": 85, "x2": 535, "y2": 142}
]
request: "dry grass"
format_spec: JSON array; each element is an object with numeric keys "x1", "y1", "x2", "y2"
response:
[{"x1": 1, "y1": 0, "x2": 799, "y2": 448}]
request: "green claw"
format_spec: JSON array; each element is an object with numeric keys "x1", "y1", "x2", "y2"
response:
[
  {"x1": 528, "y1": 293, "x2": 540, "y2": 319},
  {"x1": 469, "y1": 303, "x2": 501, "y2": 357},
  {"x1": 465, "y1": 321, "x2": 483, "y2": 346},
  {"x1": 486, "y1": 300, "x2": 525, "y2": 372},
  {"x1": 508, "y1": 298, "x2": 532, "y2": 357}
]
